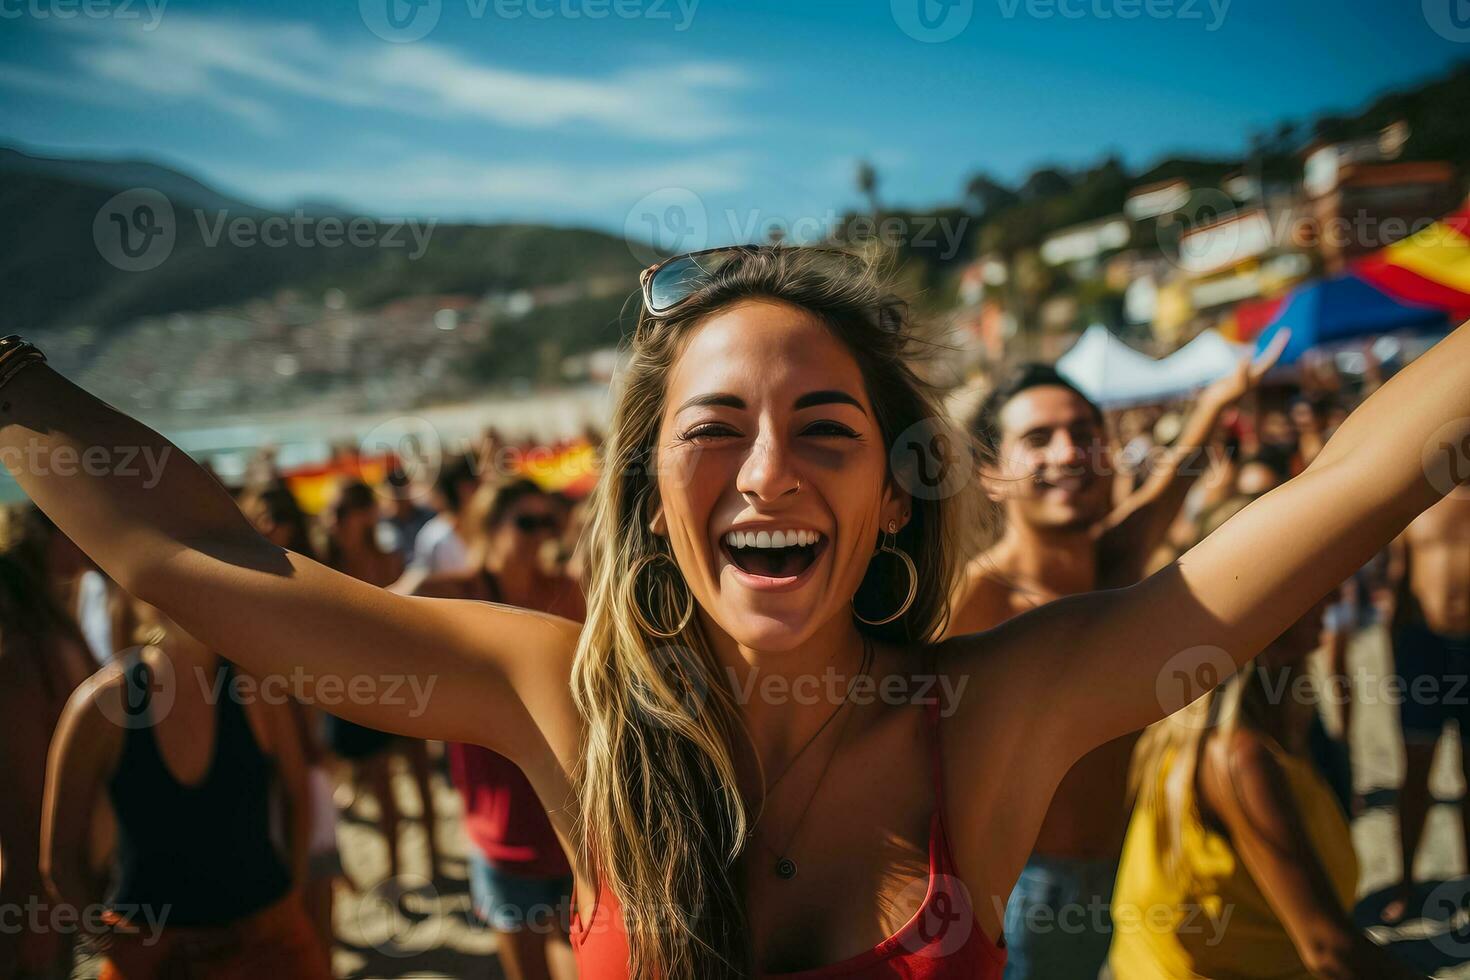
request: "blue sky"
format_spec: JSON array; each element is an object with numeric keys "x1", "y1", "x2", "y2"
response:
[{"x1": 2, "y1": 0, "x2": 1467, "y2": 242}]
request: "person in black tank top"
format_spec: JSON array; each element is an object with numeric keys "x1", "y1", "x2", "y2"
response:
[
  {"x1": 0, "y1": 506, "x2": 96, "y2": 978},
  {"x1": 413, "y1": 479, "x2": 584, "y2": 980},
  {"x1": 108, "y1": 658, "x2": 292, "y2": 924},
  {"x1": 42, "y1": 602, "x2": 330, "y2": 980}
]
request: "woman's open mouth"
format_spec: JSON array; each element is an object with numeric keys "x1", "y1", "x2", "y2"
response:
[{"x1": 720, "y1": 528, "x2": 827, "y2": 585}]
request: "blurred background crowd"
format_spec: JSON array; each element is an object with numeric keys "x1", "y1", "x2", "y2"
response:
[{"x1": 6, "y1": 0, "x2": 1470, "y2": 976}]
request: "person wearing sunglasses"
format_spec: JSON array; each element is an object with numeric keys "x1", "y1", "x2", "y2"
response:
[
  {"x1": 412, "y1": 478, "x2": 583, "y2": 980},
  {"x1": 5, "y1": 245, "x2": 1470, "y2": 977}
]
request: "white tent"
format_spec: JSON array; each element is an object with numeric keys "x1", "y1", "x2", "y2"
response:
[{"x1": 1056, "y1": 324, "x2": 1245, "y2": 408}]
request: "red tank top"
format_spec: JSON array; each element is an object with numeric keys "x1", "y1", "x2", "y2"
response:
[
  {"x1": 447, "y1": 741, "x2": 571, "y2": 878},
  {"x1": 570, "y1": 697, "x2": 1005, "y2": 977}
]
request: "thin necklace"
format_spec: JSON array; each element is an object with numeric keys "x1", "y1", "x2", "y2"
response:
[
  {"x1": 759, "y1": 639, "x2": 867, "y2": 797},
  {"x1": 754, "y1": 635, "x2": 873, "y2": 881}
]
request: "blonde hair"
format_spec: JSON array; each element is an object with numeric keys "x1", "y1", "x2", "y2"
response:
[
  {"x1": 1129, "y1": 657, "x2": 1303, "y2": 883},
  {"x1": 569, "y1": 246, "x2": 984, "y2": 977}
]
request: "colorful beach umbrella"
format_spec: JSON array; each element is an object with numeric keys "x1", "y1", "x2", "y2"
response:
[
  {"x1": 1253, "y1": 273, "x2": 1447, "y2": 365},
  {"x1": 1251, "y1": 200, "x2": 1470, "y2": 364}
]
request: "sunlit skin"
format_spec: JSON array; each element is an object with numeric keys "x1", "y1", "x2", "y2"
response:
[
  {"x1": 9, "y1": 296, "x2": 1469, "y2": 976},
  {"x1": 650, "y1": 299, "x2": 909, "y2": 679},
  {"x1": 985, "y1": 385, "x2": 1112, "y2": 533}
]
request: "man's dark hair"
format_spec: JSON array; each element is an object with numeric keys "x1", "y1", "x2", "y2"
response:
[
  {"x1": 434, "y1": 455, "x2": 478, "y2": 513},
  {"x1": 969, "y1": 363, "x2": 1103, "y2": 457}
]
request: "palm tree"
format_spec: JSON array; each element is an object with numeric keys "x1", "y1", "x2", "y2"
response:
[{"x1": 856, "y1": 160, "x2": 881, "y2": 219}]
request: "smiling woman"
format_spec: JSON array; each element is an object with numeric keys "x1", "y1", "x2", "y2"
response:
[
  {"x1": 572, "y1": 248, "x2": 985, "y2": 976},
  {"x1": 2, "y1": 249, "x2": 1468, "y2": 980}
]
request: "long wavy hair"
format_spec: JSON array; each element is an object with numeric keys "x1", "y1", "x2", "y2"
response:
[
  {"x1": 0, "y1": 505, "x2": 90, "y2": 698},
  {"x1": 570, "y1": 246, "x2": 984, "y2": 977},
  {"x1": 1129, "y1": 656, "x2": 1303, "y2": 883}
]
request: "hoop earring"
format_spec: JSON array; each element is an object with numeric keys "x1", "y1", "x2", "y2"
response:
[
  {"x1": 630, "y1": 551, "x2": 696, "y2": 638},
  {"x1": 852, "y1": 521, "x2": 917, "y2": 627}
]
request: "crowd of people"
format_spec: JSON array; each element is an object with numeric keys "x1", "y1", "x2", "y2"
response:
[
  {"x1": 0, "y1": 246, "x2": 1467, "y2": 980},
  {"x1": 1, "y1": 446, "x2": 591, "y2": 980}
]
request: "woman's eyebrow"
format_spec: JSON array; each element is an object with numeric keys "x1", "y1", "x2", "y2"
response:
[
  {"x1": 676, "y1": 393, "x2": 744, "y2": 413},
  {"x1": 674, "y1": 390, "x2": 866, "y2": 414},
  {"x1": 794, "y1": 389, "x2": 866, "y2": 414}
]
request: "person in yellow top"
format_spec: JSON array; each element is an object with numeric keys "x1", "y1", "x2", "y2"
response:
[{"x1": 1110, "y1": 595, "x2": 1426, "y2": 979}]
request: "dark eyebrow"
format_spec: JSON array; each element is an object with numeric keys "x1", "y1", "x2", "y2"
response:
[
  {"x1": 676, "y1": 393, "x2": 745, "y2": 413},
  {"x1": 794, "y1": 389, "x2": 866, "y2": 413},
  {"x1": 675, "y1": 390, "x2": 867, "y2": 414}
]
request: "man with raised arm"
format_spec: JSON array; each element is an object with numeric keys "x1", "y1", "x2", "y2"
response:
[
  {"x1": 948, "y1": 346, "x2": 1280, "y2": 980},
  {"x1": 1382, "y1": 488, "x2": 1470, "y2": 924}
]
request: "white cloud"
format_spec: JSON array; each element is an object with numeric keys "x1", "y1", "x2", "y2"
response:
[
  {"x1": 202, "y1": 151, "x2": 752, "y2": 219},
  {"x1": 41, "y1": 13, "x2": 748, "y2": 141}
]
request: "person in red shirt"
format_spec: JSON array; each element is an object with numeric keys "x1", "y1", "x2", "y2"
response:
[
  {"x1": 10, "y1": 250, "x2": 1470, "y2": 978},
  {"x1": 418, "y1": 479, "x2": 582, "y2": 980}
]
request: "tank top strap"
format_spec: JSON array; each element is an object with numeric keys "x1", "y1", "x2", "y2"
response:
[
  {"x1": 923, "y1": 648, "x2": 946, "y2": 812},
  {"x1": 213, "y1": 660, "x2": 257, "y2": 761},
  {"x1": 922, "y1": 647, "x2": 959, "y2": 876}
]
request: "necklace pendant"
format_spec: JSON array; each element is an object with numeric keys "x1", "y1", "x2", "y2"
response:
[{"x1": 774, "y1": 857, "x2": 798, "y2": 880}]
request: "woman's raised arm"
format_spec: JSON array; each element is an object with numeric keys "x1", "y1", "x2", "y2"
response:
[
  {"x1": 967, "y1": 321, "x2": 1470, "y2": 767},
  {"x1": 0, "y1": 360, "x2": 580, "y2": 756}
]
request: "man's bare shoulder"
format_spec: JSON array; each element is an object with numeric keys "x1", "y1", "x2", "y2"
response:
[
  {"x1": 1407, "y1": 489, "x2": 1470, "y2": 541},
  {"x1": 948, "y1": 553, "x2": 1023, "y2": 637}
]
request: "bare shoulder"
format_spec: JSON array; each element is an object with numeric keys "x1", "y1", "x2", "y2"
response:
[
  {"x1": 412, "y1": 570, "x2": 480, "y2": 600},
  {"x1": 1199, "y1": 726, "x2": 1292, "y2": 827},
  {"x1": 1407, "y1": 490, "x2": 1470, "y2": 538},
  {"x1": 409, "y1": 593, "x2": 581, "y2": 667},
  {"x1": 418, "y1": 595, "x2": 584, "y2": 754},
  {"x1": 51, "y1": 662, "x2": 129, "y2": 764},
  {"x1": 947, "y1": 554, "x2": 1020, "y2": 638},
  {"x1": 927, "y1": 616, "x2": 1047, "y2": 733}
]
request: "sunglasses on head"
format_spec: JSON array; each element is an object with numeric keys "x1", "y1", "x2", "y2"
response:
[
  {"x1": 638, "y1": 245, "x2": 869, "y2": 318},
  {"x1": 512, "y1": 514, "x2": 559, "y2": 533}
]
